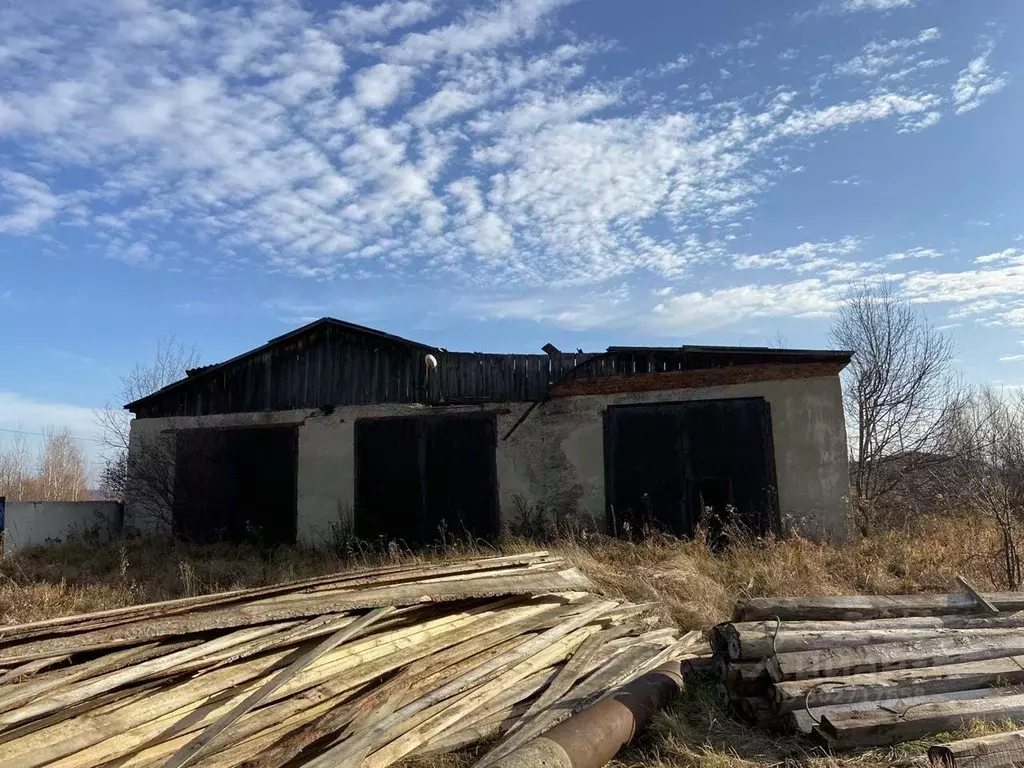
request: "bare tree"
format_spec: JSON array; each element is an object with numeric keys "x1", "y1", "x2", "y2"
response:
[
  {"x1": 936, "y1": 388, "x2": 1024, "y2": 589},
  {"x1": 96, "y1": 337, "x2": 199, "y2": 501},
  {"x1": 0, "y1": 431, "x2": 34, "y2": 501},
  {"x1": 37, "y1": 428, "x2": 89, "y2": 501},
  {"x1": 0, "y1": 428, "x2": 89, "y2": 502},
  {"x1": 829, "y1": 281, "x2": 959, "y2": 533}
]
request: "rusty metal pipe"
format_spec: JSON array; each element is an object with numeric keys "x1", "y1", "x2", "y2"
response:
[{"x1": 490, "y1": 660, "x2": 685, "y2": 768}]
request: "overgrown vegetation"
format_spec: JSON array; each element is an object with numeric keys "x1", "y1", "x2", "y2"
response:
[{"x1": 0, "y1": 513, "x2": 1018, "y2": 767}]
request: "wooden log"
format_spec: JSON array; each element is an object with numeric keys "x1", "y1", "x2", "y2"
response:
[
  {"x1": 682, "y1": 655, "x2": 716, "y2": 678},
  {"x1": 733, "y1": 593, "x2": 1024, "y2": 623},
  {"x1": 773, "y1": 654, "x2": 1024, "y2": 714},
  {"x1": 722, "y1": 660, "x2": 769, "y2": 697},
  {"x1": 767, "y1": 632, "x2": 1024, "y2": 682},
  {"x1": 734, "y1": 695, "x2": 780, "y2": 726},
  {"x1": 819, "y1": 689, "x2": 1024, "y2": 748},
  {"x1": 728, "y1": 626, "x2": 1024, "y2": 662},
  {"x1": 725, "y1": 614, "x2": 1024, "y2": 637},
  {"x1": 927, "y1": 729, "x2": 1024, "y2": 767},
  {"x1": 791, "y1": 687, "x2": 1008, "y2": 735}
]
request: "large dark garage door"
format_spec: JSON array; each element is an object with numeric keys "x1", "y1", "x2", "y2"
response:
[
  {"x1": 604, "y1": 398, "x2": 779, "y2": 539},
  {"x1": 355, "y1": 414, "x2": 499, "y2": 545},
  {"x1": 173, "y1": 426, "x2": 298, "y2": 545}
]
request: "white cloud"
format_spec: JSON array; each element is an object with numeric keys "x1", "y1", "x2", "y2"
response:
[
  {"x1": 976, "y1": 249, "x2": 1020, "y2": 264},
  {"x1": 834, "y1": 28, "x2": 941, "y2": 79},
  {"x1": 649, "y1": 280, "x2": 840, "y2": 334},
  {"x1": 0, "y1": 391, "x2": 101, "y2": 443},
  {"x1": 384, "y1": 0, "x2": 576, "y2": 64},
  {"x1": 841, "y1": 0, "x2": 915, "y2": 10},
  {"x1": 953, "y1": 42, "x2": 1009, "y2": 114},
  {"x1": 331, "y1": 1, "x2": 437, "y2": 40},
  {"x1": 887, "y1": 247, "x2": 942, "y2": 261},
  {"x1": 999, "y1": 354, "x2": 1024, "y2": 363},
  {"x1": 733, "y1": 237, "x2": 862, "y2": 272},
  {"x1": 778, "y1": 92, "x2": 941, "y2": 136},
  {"x1": 0, "y1": 0, "x2": 970, "y2": 291},
  {"x1": 0, "y1": 171, "x2": 60, "y2": 233},
  {"x1": 353, "y1": 62, "x2": 415, "y2": 108}
]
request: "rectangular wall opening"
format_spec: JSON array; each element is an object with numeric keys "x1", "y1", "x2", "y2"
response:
[
  {"x1": 354, "y1": 413, "x2": 499, "y2": 545},
  {"x1": 604, "y1": 397, "x2": 779, "y2": 539},
  {"x1": 172, "y1": 425, "x2": 298, "y2": 545}
]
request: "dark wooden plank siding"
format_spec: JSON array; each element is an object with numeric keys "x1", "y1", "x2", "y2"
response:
[{"x1": 130, "y1": 320, "x2": 846, "y2": 418}]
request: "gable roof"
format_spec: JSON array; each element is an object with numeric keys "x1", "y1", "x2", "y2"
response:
[{"x1": 125, "y1": 317, "x2": 436, "y2": 411}]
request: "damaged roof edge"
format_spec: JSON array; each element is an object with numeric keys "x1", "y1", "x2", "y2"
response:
[
  {"x1": 124, "y1": 317, "x2": 439, "y2": 411},
  {"x1": 606, "y1": 344, "x2": 854, "y2": 362}
]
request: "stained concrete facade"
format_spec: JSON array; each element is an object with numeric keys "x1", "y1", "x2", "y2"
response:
[
  {"x1": 126, "y1": 373, "x2": 851, "y2": 545},
  {"x1": 3, "y1": 501, "x2": 124, "y2": 558}
]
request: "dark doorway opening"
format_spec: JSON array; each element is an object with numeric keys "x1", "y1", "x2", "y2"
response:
[
  {"x1": 172, "y1": 425, "x2": 298, "y2": 545},
  {"x1": 604, "y1": 397, "x2": 779, "y2": 539},
  {"x1": 355, "y1": 413, "x2": 499, "y2": 545}
]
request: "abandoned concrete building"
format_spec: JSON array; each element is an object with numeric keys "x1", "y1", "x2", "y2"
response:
[{"x1": 124, "y1": 318, "x2": 853, "y2": 547}]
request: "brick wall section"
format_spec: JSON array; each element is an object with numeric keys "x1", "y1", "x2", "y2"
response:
[{"x1": 549, "y1": 361, "x2": 847, "y2": 398}]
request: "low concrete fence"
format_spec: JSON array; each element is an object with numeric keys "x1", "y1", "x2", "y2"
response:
[{"x1": 1, "y1": 501, "x2": 124, "y2": 558}]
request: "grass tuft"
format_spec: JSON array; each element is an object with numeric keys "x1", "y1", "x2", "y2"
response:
[{"x1": 0, "y1": 511, "x2": 1018, "y2": 765}]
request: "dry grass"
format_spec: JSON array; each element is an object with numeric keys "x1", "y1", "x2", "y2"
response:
[{"x1": 0, "y1": 512, "x2": 1017, "y2": 766}]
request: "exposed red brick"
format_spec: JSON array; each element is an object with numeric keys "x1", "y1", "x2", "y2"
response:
[{"x1": 548, "y1": 361, "x2": 845, "y2": 398}]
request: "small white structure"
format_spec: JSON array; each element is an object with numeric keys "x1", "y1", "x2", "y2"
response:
[{"x1": 2, "y1": 501, "x2": 123, "y2": 558}]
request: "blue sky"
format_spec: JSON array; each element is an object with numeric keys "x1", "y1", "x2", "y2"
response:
[{"x1": 1, "y1": 0, "x2": 1022, "y2": 468}]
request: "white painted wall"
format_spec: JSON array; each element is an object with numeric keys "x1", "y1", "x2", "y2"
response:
[
  {"x1": 126, "y1": 374, "x2": 851, "y2": 546},
  {"x1": 2, "y1": 501, "x2": 123, "y2": 558}
]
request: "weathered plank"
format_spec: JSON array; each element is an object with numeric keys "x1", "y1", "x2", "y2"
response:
[
  {"x1": 0, "y1": 570, "x2": 592, "y2": 663},
  {"x1": 0, "y1": 552, "x2": 554, "y2": 646},
  {"x1": 768, "y1": 632, "x2": 1024, "y2": 681},
  {"x1": 819, "y1": 689, "x2": 1024, "y2": 748},
  {"x1": 773, "y1": 654, "x2": 1024, "y2": 714},
  {"x1": 728, "y1": 627, "x2": 1024, "y2": 662},
  {"x1": 734, "y1": 594, "x2": 1024, "y2": 623},
  {"x1": 163, "y1": 607, "x2": 394, "y2": 768},
  {"x1": 928, "y1": 729, "x2": 1024, "y2": 767},
  {"x1": 791, "y1": 687, "x2": 1007, "y2": 736}
]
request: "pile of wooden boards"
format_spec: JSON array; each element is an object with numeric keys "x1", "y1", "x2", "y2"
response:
[
  {"x1": 710, "y1": 589, "x2": 1024, "y2": 755},
  {"x1": 0, "y1": 552, "x2": 698, "y2": 768}
]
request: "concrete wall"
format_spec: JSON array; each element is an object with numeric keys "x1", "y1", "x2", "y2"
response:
[
  {"x1": 126, "y1": 374, "x2": 851, "y2": 546},
  {"x1": 2, "y1": 501, "x2": 124, "y2": 558}
]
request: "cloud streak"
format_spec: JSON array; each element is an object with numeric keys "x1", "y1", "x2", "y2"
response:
[{"x1": 953, "y1": 42, "x2": 1009, "y2": 114}]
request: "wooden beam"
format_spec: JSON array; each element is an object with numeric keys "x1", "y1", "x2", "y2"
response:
[
  {"x1": 928, "y1": 730, "x2": 1024, "y2": 767},
  {"x1": 767, "y1": 632, "x2": 1024, "y2": 681},
  {"x1": 161, "y1": 607, "x2": 394, "y2": 768},
  {"x1": 734, "y1": 593, "x2": 1024, "y2": 622},
  {"x1": 958, "y1": 575, "x2": 1000, "y2": 615},
  {"x1": 773, "y1": 654, "x2": 1024, "y2": 714},
  {"x1": 820, "y1": 689, "x2": 1024, "y2": 748}
]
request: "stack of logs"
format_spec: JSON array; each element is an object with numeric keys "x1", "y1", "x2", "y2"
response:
[
  {"x1": 710, "y1": 588, "x2": 1024, "y2": 761},
  {"x1": 0, "y1": 552, "x2": 700, "y2": 768}
]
